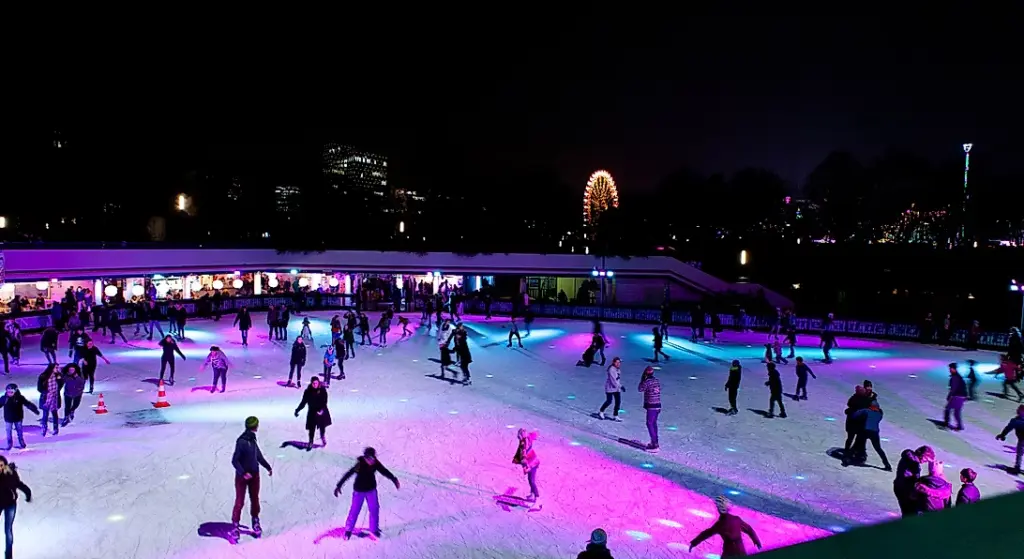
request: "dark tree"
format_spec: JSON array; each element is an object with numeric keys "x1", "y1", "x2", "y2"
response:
[{"x1": 803, "y1": 151, "x2": 869, "y2": 241}]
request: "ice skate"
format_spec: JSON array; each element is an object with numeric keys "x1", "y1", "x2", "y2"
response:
[
  {"x1": 251, "y1": 517, "x2": 262, "y2": 538},
  {"x1": 598, "y1": 411, "x2": 606, "y2": 420},
  {"x1": 372, "y1": 530, "x2": 382, "y2": 539},
  {"x1": 321, "y1": 434, "x2": 327, "y2": 447},
  {"x1": 779, "y1": 412, "x2": 788, "y2": 418},
  {"x1": 646, "y1": 443, "x2": 660, "y2": 453},
  {"x1": 612, "y1": 416, "x2": 622, "y2": 422},
  {"x1": 228, "y1": 524, "x2": 241, "y2": 541},
  {"x1": 343, "y1": 531, "x2": 352, "y2": 540}
]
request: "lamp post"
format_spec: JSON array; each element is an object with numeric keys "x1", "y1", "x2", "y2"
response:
[
  {"x1": 591, "y1": 267, "x2": 615, "y2": 308},
  {"x1": 1011, "y1": 279, "x2": 1023, "y2": 332}
]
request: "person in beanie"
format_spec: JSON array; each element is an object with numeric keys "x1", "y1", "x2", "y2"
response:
[
  {"x1": 724, "y1": 360, "x2": 742, "y2": 415},
  {"x1": 956, "y1": 468, "x2": 980, "y2": 505},
  {"x1": 638, "y1": 366, "x2": 662, "y2": 452},
  {"x1": 689, "y1": 496, "x2": 762, "y2": 557},
  {"x1": 0, "y1": 455, "x2": 32, "y2": 559},
  {"x1": 995, "y1": 404, "x2": 1024, "y2": 474},
  {"x1": 334, "y1": 447, "x2": 400, "y2": 540},
  {"x1": 577, "y1": 528, "x2": 613, "y2": 559},
  {"x1": 230, "y1": 416, "x2": 272, "y2": 539},
  {"x1": 765, "y1": 363, "x2": 787, "y2": 418},
  {"x1": 200, "y1": 346, "x2": 232, "y2": 394},
  {"x1": 1, "y1": 385, "x2": 38, "y2": 450},
  {"x1": 597, "y1": 357, "x2": 624, "y2": 421}
]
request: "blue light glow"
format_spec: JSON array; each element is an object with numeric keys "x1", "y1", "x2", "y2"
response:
[{"x1": 727, "y1": 490, "x2": 741, "y2": 496}]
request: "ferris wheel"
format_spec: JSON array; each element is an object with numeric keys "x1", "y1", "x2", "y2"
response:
[{"x1": 583, "y1": 170, "x2": 620, "y2": 227}]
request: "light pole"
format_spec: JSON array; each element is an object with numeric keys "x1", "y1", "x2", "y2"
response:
[
  {"x1": 961, "y1": 143, "x2": 972, "y2": 245},
  {"x1": 1011, "y1": 279, "x2": 1023, "y2": 332}
]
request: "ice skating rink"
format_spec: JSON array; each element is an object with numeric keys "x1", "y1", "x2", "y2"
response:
[{"x1": 7, "y1": 312, "x2": 1022, "y2": 559}]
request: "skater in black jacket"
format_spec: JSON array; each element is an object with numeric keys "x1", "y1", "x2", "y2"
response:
[
  {"x1": 294, "y1": 377, "x2": 332, "y2": 451},
  {"x1": 725, "y1": 361, "x2": 742, "y2": 415},
  {"x1": 233, "y1": 307, "x2": 253, "y2": 347},
  {"x1": 794, "y1": 357, "x2": 816, "y2": 400},
  {"x1": 1, "y1": 384, "x2": 39, "y2": 450},
  {"x1": 943, "y1": 362, "x2": 968, "y2": 431},
  {"x1": 230, "y1": 416, "x2": 272, "y2": 539},
  {"x1": 765, "y1": 363, "x2": 787, "y2": 418},
  {"x1": 288, "y1": 338, "x2": 307, "y2": 388},
  {"x1": 158, "y1": 335, "x2": 186, "y2": 385},
  {"x1": 334, "y1": 447, "x2": 400, "y2": 540},
  {"x1": 40, "y1": 326, "x2": 59, "y2": 365}
]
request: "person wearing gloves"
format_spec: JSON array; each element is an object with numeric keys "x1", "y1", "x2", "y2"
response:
[
  {"x1": 230, "y1": 416, "x2": 273, "y2": 539},
  {"x1": 295, "y1": 376, "x2": 332, "y2": 451},
  {"x1": 1, "y1": 385, "x2": 38, "y2": 450}
]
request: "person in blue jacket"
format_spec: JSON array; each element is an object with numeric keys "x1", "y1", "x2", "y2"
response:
[
  {"x1": 995, "y1": 404, "x2": 1024, "y2": 475},
  {"x1": 847, "y1": 402, "x2": 892, "y2": 470}
]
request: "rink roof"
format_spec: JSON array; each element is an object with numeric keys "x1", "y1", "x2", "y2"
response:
[{"x1": 0, "y1": 248, "x2": 791, "y2": 306}]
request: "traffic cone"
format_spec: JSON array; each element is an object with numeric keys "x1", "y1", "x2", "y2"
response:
[
  {"x1": 94, "y1": 393, "x2": 109, "y2": 414},
  {"x1": 154, "y1": 380, "x2": 171, "y2": 408}
]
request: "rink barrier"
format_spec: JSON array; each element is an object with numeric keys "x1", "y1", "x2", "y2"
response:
[{"x1": 468, "y1": 301, "x2": 1015, "y2": 349}]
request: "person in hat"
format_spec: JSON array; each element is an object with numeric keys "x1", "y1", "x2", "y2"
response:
[
  {"x1": 230, "y1": 416, "x2": 273, "y2": 539},
  {"x1": 689, "y1": 496, "x2": 762, "y2": 557},
  {"x1": 577, "y1": 528, "x2": 613, "y2": 559},
  {"x1": 334, "y1": 447, "x2": 400, "y2": 540}
]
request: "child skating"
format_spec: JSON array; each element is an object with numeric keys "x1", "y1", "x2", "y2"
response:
[
  {"x1": 772, "y1": 337, "x2": 788, "y2": 365},
  {"x1": 512, "y1": 429, "x2": 542, "y2": 507},
  {"x1": 794, "y1": 357, "x2": 816, "y2": 400}
]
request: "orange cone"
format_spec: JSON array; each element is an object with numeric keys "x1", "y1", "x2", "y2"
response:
[
  {"x1": 94, "y1": 393, "x2": 109, "y2": 414},
  {"x1": 153, "y1": 380, "x2": 171, "y2": 408}
]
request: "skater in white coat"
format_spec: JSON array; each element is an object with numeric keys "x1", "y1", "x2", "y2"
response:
[
  {"x1": 437, "y1": 320, "x2": 454, "y2": 376},
  {"x1": 597, "y1": 357, "x2": 624, "y2": 421}
]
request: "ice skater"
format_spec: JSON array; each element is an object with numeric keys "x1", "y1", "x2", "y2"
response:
[
  {"x1": 200, "y1": 345, "x2": 231, "y2": 393},
  {"x1": 764, "y1": 363, "x2": 787, "y2": 418},
  {"x1": 820, "y1": 330, "x2": 838, "y2": 363},
  {"x1": 455, "y1": 333, "x2": 473, "y2": 385},
  {"x1": 995, "y1": 404, "x2": 1024, "y2": 475},
  {"x1": 688, "y1": 496, "x2": 762, "y2": 558},
  {"x1": 943, "y1": 362, "x2": 968, "y2": 431},
  {"x1": 232, "y1": 306, "x2": 253, "y2": 347},
  {"x1": 295, "y1": 376, "x2": 332, "y2": 451},
  {"x1": 893, "y1": 445, "x2": 935, "y2": 517},
  {"x1": 597, "y1": 357, "x2": 624, "y2": 421},
  {"x1": 847, "y1": 401, "x2": 892, "y2": 470},
  {"x1": 79, "y1": 339, "x2": 109, "y2": 394},
  {"x1": 995, "y1": 354, "x2": 1023, "y2": 402},
  {"x1": 398, "y1": 315, "x2": 411, "y2": 337},
  {"x1": 0, "y1": 455, "x2": 32, "y2": 559},
  {"x1": 1, "y1": 384, "x2": 38, "y2": 450},
  {"x1": 40, "y1": 325, "x2": 59, "y2": 365},
  {"x1": 322, "y1": 344, "x2": 337, "y2": 387},
  {"x1": 334, "y1": 447, "x2": 400, "y2": 540},
  {"x1": 639, "y1": 366, "x2": 662, "y2": 452},
  {"x1": 784, "y1": 327, "x2": 797, "y2": 358},
  {"x1": 512, "y1": 429, "x2": 541, "y2": 506},
  {"x1": 965, "y1": 359, "x2": 980, "y2": 400},
  {"x1": 794, "y1": 357, "x2": 816, "y2": 400},
  {"x1": 772, "y1": 337, "x2": 788, "y2": 365},
  {"x1": 37, "y1": 364, "x2": 62, "y2": 437},
  {"x1": 158, "y1": 335, "x2": 186, "y2": 385},
  {"x1": 60, "y1": 364, "x2": 86, "y2": 427},
  {"x1": 507, "y1": 316, "x2": 523, "y2": 348},
  {"x1": 287, "y1": 338, "x2": 306, "y2": 388},
  {"x1": 724, "y1": 360, "x2": 742, "y2": 415},
  {"x1": 652, "y1": 328, "x2": 670, "y2": 362},
  {"x1": 230, "y1": 416, "x2": 273, "y2": 539},
  {"x1": 300, "y1": 318, "x2": 314, "y2": 351},
  {"x1": 437, "y1": 320, "x2": 454, "y2": 376},
  {"x1": 374, "y1": 313, "x2": 390, "y2": 347},
  {"x1": 343, "y1": 324, "x2": 356, "y2": 359},
  {"x1": 576, "y1": 343, "x2": 599, "y2": 368}
]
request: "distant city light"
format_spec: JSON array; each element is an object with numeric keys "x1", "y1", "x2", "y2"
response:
[
  {"x1": 399, "y1": 221, "x2": 405, "y2": 233},
  {"x1": 740, "y1": 250, "x2": 748, "y2": 266},
  {"x1": 0, "y1": 216, "x2": 6, "y2": 228},
  {"x1": 177, "y1": 194, "x2": 187, "y2": 211}
]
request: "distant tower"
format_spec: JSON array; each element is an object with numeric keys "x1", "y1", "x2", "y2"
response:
[{"x1": 961, "y1": 143, "x2": 972, "y2": 245}]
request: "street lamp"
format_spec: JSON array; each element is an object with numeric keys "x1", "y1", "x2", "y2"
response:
[
  {"x1": 961, "y1": 143, "x2": 972, "y2": 244},
  {"x1": 1012, "y1": 279, "x2": 1023, "y2": 332},
  {"x1": 592, "y1": 268, "x2": 615, "y2": 307}
]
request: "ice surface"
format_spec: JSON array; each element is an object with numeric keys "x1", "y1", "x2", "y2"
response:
[{"x1": 6, "y1": 313, "x2": 1021, "y2": 558}]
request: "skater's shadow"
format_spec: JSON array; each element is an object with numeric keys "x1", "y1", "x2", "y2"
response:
[
  {"x1": 198, "y1": 521, "x2": 242, "y2": 545},
  {"x1": 280, "y1": 440, "x2": 322, "y2": 450},
  {"x1": 926, "y1": 418, "x2": 949, "y2": 430},
  {"x1": 985, "y1": 392, "x2": 1011, "y2": 400},
  {"x1": 276, "y1": 381, "x2": 296, "y2": 388},
  {"x1": 712, "y1": 407, "x2": 732, "y2": 415},
  {"x1": 424, "y1": 373, "x2": 461, "y2": 385},
  {"x1": 747, "y1": 408, "x2": 772, "y2": 418},
  {"x1": 985, "y1": 463, "x2": 1020, "y2": 476},
  {"x1": 190, "y1": 385, "x2": 216, "y2": 393},
  {"x1": 427, "y1": 358, "x2": 442, "y2": 364},
  {"x1": 1004, "y1": 445, "x2": 1019, "y2": 454},
  {"x1": 481, "y1": 341, "x2": 506, "y2": 348},
  {"x1": 784, "y1": 393, "x2": 800, "y2": 401},
  {"x1": 140, "y1": 378, "x2": 163, "y2": 386}
]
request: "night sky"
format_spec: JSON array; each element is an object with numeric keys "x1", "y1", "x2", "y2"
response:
[{"x1": 14, "y1": 16, "x2": 1022, "y2": 196}]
